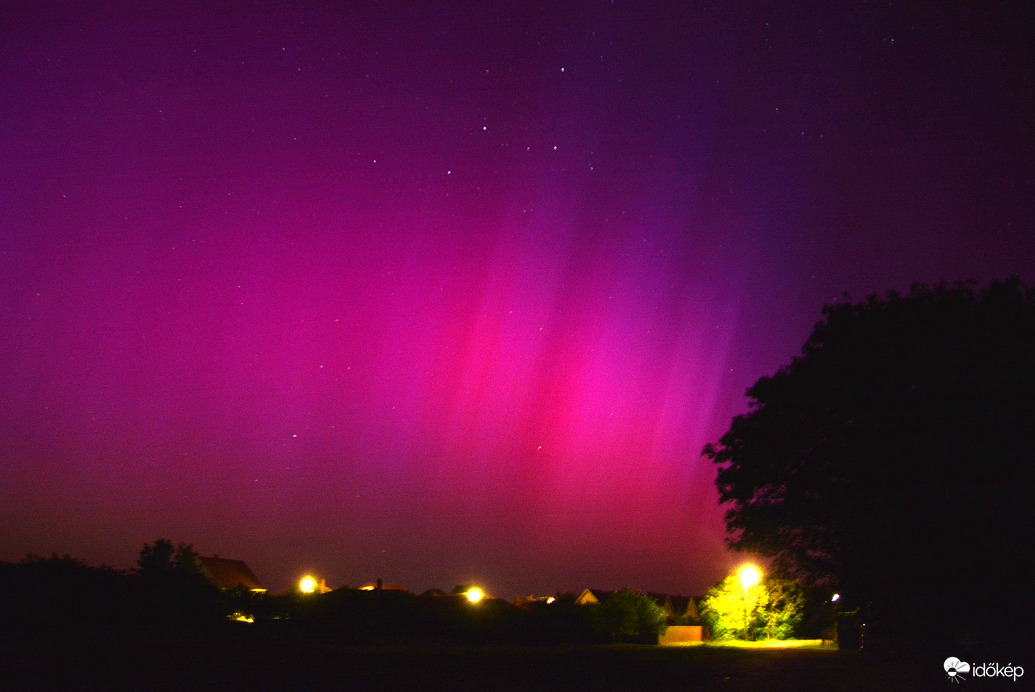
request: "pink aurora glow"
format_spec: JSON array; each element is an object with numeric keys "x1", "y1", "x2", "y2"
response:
[{"x1": 2, "y1": 2, "x2": 1032, "y2": 596}]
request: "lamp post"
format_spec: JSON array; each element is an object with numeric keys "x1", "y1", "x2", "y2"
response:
[{"x1": 738, "y1": 564, "x2": 761, "y2": 640}]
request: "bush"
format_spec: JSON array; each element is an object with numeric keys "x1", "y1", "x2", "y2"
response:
[{"x1": 595, "y1": 588, "x2": 669, "y2": 643}]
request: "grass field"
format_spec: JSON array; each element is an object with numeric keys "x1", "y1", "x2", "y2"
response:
[{"x1": 3, "y1": 633, "x2": 938, "y2": 691}]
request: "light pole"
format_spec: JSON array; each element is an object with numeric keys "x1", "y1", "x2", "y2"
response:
[{"x1": 738, "y1": 564, "x2": 761, "y2": 640}]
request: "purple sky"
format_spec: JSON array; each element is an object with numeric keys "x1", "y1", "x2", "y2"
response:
[{"x1": 2, "y1": 2, "x2": 1032, "y2": 597}]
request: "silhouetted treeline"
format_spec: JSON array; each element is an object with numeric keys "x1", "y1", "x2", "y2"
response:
[
  {"x1": 0, "y1": 552, "x2": 664, "y2": 648},
  {"x1": 281, "y1": 589, "x2": 614, "y2": 645},
  {"x1": 0, "y1": 553, "x2": 226, "y2": 644}
]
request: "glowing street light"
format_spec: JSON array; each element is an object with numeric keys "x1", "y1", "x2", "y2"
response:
[
  {"x1": 299, "y1": 575, "x2": 318, "y2": 594},
  {"x1": 739, "y1": 564, "x2": 761, "y2": 590},
  {"x1": 737, "y1": 564, "x2": 762, "y2": 640},
  {"x1": 465, "y1": 586, "x2": 485, "y2": 604}
]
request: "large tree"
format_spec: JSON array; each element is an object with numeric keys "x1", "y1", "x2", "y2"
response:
[{"x1": 704, "y1": 279, "x2": 1034, "y2": 646}]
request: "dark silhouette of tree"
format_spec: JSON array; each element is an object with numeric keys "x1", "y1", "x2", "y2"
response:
[
  {"x1": 135, "y1": 538, "x2": 222, "y2": 631},
  {"x1": 0, "y1": 554, "x2": 133, "y2": 643},
  {"x1": 137, "y1": 538, "x2": 202, "y2": 575},
  {"x1": 704, "y1": 279, "x2": 1034, "y2": 650}
]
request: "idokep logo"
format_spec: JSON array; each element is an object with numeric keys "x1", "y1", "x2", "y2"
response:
[
  {"x1": 945, "y1": 658, "x2": 970, "y2": 683},
  {"x1": 944, "y1": 657, "x2": 1025, "y2": 684}
]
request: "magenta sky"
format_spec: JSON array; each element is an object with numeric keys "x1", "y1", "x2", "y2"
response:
[{"x1": 2, "y1": 2, "x2": 1032, "y2": 597}]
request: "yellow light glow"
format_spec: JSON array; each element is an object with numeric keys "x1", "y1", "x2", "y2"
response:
[
  {"x1": 465, "y1": 586, "x2": 485, "y2": 603},
  {"x1": 831, "y1": 593, "x2": 840, "y2": 602},
  {"x1": 299, "y1": 576, "x2": 317, "y2": 593},
  {"x1": 546, "y1": 596, "x2": 556, "y2": 604},
  {"x1": 738, "y1": 564, "x2": 761, "y2": 590}
]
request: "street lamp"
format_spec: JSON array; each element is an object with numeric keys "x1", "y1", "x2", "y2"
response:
[
  {"x1": 738, "y1": 564, "x2": 761, "y2": 640},
  {"x1": 739, "y1": 564, "x2": 761, "y2": 590}
]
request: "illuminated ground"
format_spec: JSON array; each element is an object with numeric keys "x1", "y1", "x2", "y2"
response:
[{"x1": 659, "y1": 638, "x2": 832, "y2": 649}]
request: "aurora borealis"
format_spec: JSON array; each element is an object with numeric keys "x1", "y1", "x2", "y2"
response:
[{"x1": 2, "y1": 1, "x2": 1032, "y2": 596}]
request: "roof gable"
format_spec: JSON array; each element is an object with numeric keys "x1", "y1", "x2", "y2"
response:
[
  {"x1": 198, "y1": 556, "x2": 265, "y2": 591},
  {"x1": 575, "y1": 589, "x2": 615, "y2": 605}
]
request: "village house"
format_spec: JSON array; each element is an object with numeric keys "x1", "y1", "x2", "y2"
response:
[{"x1": 198, "y1": 556, "x2": 266, "y2": 592}]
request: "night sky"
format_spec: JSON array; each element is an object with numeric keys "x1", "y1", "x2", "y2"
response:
[{"x1": 2, "y1": 2, "x2": 1032, "y2": 597}]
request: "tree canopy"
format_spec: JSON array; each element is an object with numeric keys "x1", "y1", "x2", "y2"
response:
[
  {"x1": 699, "y1": 573, "x2": 804, "y2": 641},
  {"x1": 704, "y1": 279, "x2": 1034, "y2": 645}
]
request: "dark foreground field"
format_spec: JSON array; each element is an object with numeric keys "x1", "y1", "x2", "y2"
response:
[{"x1": 2, "y1": 632, "x2": 946, "y2": 692}]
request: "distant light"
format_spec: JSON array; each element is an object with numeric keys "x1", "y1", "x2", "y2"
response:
[
  {"x1": 299, "y1": 576, "x2": 317, "y2": 594},
  {"x1": 739, "y1": 564, "x2": 761, "y2": 590},
  {"x1": 546, "y1": 596, "x2": 555, "y2": 604},
  {"x1": 466, "y1": 586, "x2": 485, "y2": 603},
  {"x1": 831, "y1": 593, "x2": 841, "y2": 602}
]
